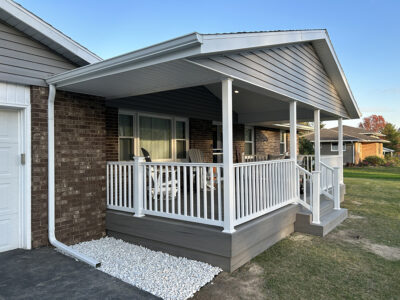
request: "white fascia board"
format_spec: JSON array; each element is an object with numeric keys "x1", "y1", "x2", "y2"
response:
[
  {"x1": 47, "y1": 33, "x2": 202, "y2": 87},
  {"x1": 0, "y1": 0, "x2": 101, "y2": 64},
  {"x1": 199, "y1": 30, "x2": 326, "y2": 55},
  {"x1": 312, "y1": 35, "x2": 361, "y2": 119}
]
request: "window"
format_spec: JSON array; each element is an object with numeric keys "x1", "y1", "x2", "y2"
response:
[
  {"x1": 118, "y1": 111, "x2": 188, "y2": 161},
  {"x1": 140, "y1": 116, "x2": 172, "y2": 160},
  {"x1": 331, "y1": 142, "x2": 346, "y2": 152},
  {"x1": 280, "y1": 130, "x2": 287, "y2": 155},
  {"x1": 118, "y1": 114, "x2": 134, "y2": 160},
  {"x1": 175, "y1": 120, "x2": 187, "y2": 159},
  {"x1": 244, "y1": 126, "x2": 254, "y2": 155}
]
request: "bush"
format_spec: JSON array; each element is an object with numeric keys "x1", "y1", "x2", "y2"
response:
[
  {"x1": 361, "y1": 156, "x2": 385, "y2": 166},
  {"x1": 384, "y1": 156, "x2": 400, "y2": 167}
]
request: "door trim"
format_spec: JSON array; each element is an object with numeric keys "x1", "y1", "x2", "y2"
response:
[{"x1": 0, "y1": 82, "x2": 31, "y2": 250}]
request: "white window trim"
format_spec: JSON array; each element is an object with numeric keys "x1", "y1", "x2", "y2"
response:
[
  {"x1": 118, "y1": 109, "x2": 189, "y2": 162},
  {"x1": 244, "y1": 126, "x2": 254, "y2": 155},
  {"x1": 280, "y1": 130, "x2": 287, "y2": 155},
  {"x1": 331, "y1": 142, "x2": 346, "y2": 152}
]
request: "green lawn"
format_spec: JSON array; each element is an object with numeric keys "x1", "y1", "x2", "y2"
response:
[{"x1": 195, "y1": 167, "x2": 400, "y2": 300}]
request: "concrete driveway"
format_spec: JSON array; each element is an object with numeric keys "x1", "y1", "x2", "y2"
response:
[{"x1": 0, "y1": 248, "x2": 159, "y2": 300}]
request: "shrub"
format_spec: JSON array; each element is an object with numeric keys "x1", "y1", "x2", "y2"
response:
[
  {"x1": 362, "y1": 156, "x2": 385, "y2": 166},
  {"x1": 384, "y1": 156, "x2": 400, "y2": 167}
]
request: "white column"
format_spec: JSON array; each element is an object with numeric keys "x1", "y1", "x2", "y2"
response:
[
  {"x1": 133, "y1": 156, "x2": 145, "y2": 217},
  {"x1": 290, "y1": 101, "x2": 297, "y2": 160},
  {"x1": 222, "y1": 78, "x2": 235, "y2": 233},
  {"x1": 312, "y1": 110, "x2": 321, "y2": 224},
  {"x1": 338, "y1": 118, "x2": 344, "y2": 184},
  {"x1": 314, "y1": 110, "x2": 321, "y2": 171}
]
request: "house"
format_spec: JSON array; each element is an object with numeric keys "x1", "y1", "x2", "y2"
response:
[
  {"x1": 0, "y1": 0, "x2": 360, "y2": 272},
  {"x1": 303, "y1": 125, "x2": 388, "y2": 164}
]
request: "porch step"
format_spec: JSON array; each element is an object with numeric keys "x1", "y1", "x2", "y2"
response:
[{"x1": 294, "y1": 197, "x2": 348, "y2": 237}]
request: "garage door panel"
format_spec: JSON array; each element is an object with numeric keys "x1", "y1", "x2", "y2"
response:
[
  {"x1": 0, "y1": 215, "x2": 19, "y2": 252},
  {"x1": 0, "y1": 109, "x2": 20, "y2": 252}
]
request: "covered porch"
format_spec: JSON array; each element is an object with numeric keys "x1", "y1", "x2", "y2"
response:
[{"x1": 47, "y1": 30, "x2": 360, "y2": 271}]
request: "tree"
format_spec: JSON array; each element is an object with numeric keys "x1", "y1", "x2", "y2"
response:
[
  {"x1": 381, "y1": 123, "x2": 400, "y2": 152},
  {"x1": 299, "y1": 137, "x2": 314, "y2": 155},
  {"x1": 359, "y1": 115, "x2": 386, "y2": 132}
]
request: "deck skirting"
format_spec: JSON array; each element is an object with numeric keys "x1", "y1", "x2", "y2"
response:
[{"x1": 106, "y1": 204, "x2": 299, "y2": 272}]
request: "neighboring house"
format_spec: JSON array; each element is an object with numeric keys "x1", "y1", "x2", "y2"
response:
[
  {"x1": 303, "y1": 125, "x2": 388, "y2": 164},
  {"x1": 0, "y1": 0, "x2": 360, "y2": 272}
]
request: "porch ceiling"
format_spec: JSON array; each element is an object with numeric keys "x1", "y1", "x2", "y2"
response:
[{"x1": 206, "y1": 82, "x2": 342, "y2": 123}]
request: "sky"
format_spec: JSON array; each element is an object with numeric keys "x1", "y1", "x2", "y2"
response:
[{"x1": 16, "y1": 0, "x2": 400, "y2": 128}]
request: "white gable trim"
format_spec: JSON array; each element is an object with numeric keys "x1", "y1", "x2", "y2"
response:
[{"x1": 0, "y1": 0, "x2": 101, "y2": 65}]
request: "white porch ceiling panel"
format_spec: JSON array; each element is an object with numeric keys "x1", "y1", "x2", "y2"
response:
[
  {"x1": 190, "y1": 42, "x2": 349, "y2": 118},
  {"x1": 56, "y1": 60, "x2": 225, "y2": 98}
]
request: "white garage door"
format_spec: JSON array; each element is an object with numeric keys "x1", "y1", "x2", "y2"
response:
[{"x1": 0, "y1": 109, "x2": 20, "y2": 252}]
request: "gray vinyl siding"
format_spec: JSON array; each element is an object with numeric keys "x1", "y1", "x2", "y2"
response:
[
  {"x1": 107, "y1": 86, "x2": 229, "y2": 122},
  {"x1": 0, "y1": 21, "x2": 77, "y2": 86},
  {"x1": 321, "y1": 142, "x2": 354, "y2": 164},
  {"x1": 190, "y1": 42, "x2": 349, "y2": 118}
]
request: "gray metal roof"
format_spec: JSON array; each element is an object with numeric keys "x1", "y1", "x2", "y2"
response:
[
  {"x1": 303, "y1": 126, "x2": 389, "y2": 143},
  {"x1": 0, "y1": 0, "x2": 101, "y2": 66}
]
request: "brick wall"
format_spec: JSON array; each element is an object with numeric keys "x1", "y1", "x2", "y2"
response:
[
  {"x1": 106, "y1": 107, "x2": 118, "y2": 161},
  {"x1": 360, "y1": 142, "x2": 383, "y2": 160},
  {"x1": 189, "y1": 118, "x2": 213, "y2": 162},
  {"x1": 31, "y1": 86, "x2": 107, "y2": 247},
  {"x1": 255, "y1": 127, "x2": 281, "y2": 156}
]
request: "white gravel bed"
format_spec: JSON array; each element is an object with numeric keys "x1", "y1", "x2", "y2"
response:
[{"x1": 69, "y1": 237, "x2": 221, "y2": 300}]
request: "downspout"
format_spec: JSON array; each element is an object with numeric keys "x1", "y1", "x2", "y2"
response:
[{"x1": 48, "y1": 84, "x2": 100, "y2": 268}]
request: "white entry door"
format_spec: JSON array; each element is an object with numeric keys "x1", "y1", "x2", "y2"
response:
[{"x1": 0, "y1": 109, "x2": 20, "y2": 252}]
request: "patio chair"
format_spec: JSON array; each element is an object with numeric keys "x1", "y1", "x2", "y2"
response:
[
  {"x1": 141, "y1": 148, "x2": 177, "y2": 198},
  {"x1": 188, "y1": 149, "x2": 218, "y2": 190}
]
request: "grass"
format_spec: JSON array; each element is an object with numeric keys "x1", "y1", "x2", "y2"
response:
[{"x1": 195, "y1": 167, "x2": 400, "y2": 300}]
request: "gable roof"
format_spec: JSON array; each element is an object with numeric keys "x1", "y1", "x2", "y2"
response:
[
  {"x1": 331, "y1": 125, "x2": 386, "y2": 137},
  {"x1": 0, "y1": 0, "x2": 101, "y2": 66},
  {"x1": 47, "y1": 30, "x2": 361, "y2": 119},
  {"x1": 303, "y1": 126, "x2": 389, "y2": 143}
]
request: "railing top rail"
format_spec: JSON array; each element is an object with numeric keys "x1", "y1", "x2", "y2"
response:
[
  {"x1": 107, "y1": 161, "x2": 223, "y2": 167},
  {"x1": 234, "y1": 159, "x2": 294, "y2": 167},
  {"x1": 320, "y1": 161, "x2": 334, "y2": 171},
  {"x1": 295, "y1": 164, "x2": 312, "y2": 176},
  {"x1": 143, "y1": 162, "x2": 223, "y2": 167}
]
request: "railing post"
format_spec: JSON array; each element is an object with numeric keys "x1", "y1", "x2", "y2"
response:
[
  {"x1": 312, "y1": 171, "x2": 320, "y2": 224},
  {"x1": 133, "y1": 156, "x2": 145, "y2": 217},
  {"x1": 333, "y1": 167, "x2": 340, "y2": 210},
  {"x1": 222, "y1": 78, "x2": 235, "y2": 233}
]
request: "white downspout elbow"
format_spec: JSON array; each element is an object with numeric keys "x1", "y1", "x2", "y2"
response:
[{"x1": 48, "y1": 84, "x2": 100, "y2": 268}]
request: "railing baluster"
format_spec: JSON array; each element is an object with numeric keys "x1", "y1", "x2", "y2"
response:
[
  {"x1": 177, "y1": 166, "x2": 181, "y2": 215},
  {"x1": 183, "y1": 166, "x2": 187, "y2": 216},
  {"x1": 240, "y1": 166, "x2": 244, "y2": 218},
  {"x1": 166, "y1": 165, "x2": 169, "y2": 214},
  {"x1": 203, "y1": 166, "x2": 207, "y2": 219},
  {"x1": 160, "y1": 166, "x2": 163, "y2": 212},
  {"x1": 235, "y1": 166, "x2": 240, "y2": 220},
  {"x1": 196, "y1": 166, "x2": 200, "y2": 218},
  {"x1": 190, "y1": 166, "x2": 194, "y2": 217},
  {"x1": 244, "y1": 166, "x2": 249, "y2": 216},
  {"x1": 217, "y1": 166, "x2": 222, "y2": 221},
  {"x1": 171, "y1": 165, "x2": 176, "y2": 214},
  {"x1": 211, "y1": 166, "x2": 215, "y2": 220}
]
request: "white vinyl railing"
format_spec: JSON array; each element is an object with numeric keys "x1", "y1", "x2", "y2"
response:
[
  {"x1": 295, "y1": 164, "x2": 313, "y2": 211},
  {"x1": 298, "y1": 155, "x2": 315, "y2": 172},
  {"x1": 106, "y1": 156, "x2": 341, "y2": 230},
  {"x1": 107, "y1": 161, "x2": 136, "y2": 213},
  {"x1": 233, "y1": 160, "x2": 297, "y2": 226},
  {"x1": 321, "y1": 155, "x2": 343, "y2": 183},
  {"x1": 320, "y1": 161, "x2": 334, "y2": 199},
  {"x1": 242, "y1": 153, "x2": 269, "y2": 162},
  {"x1": 142, "y1": 162, "x2": 224, "y2": 226}
]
